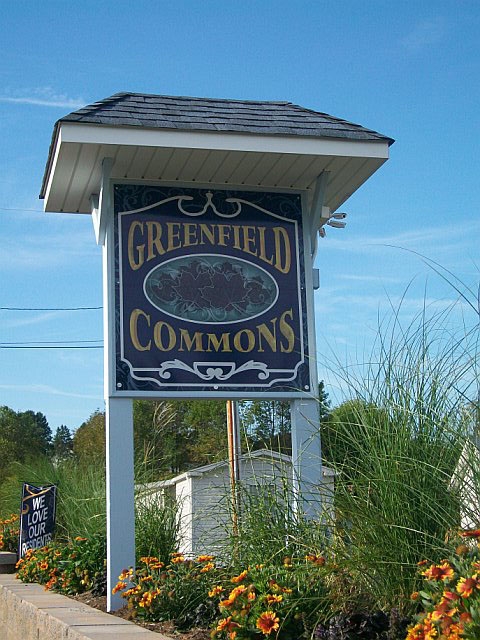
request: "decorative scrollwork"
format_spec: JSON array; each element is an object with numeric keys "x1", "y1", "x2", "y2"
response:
[{"x1": 157, "y1": 359, "x2": 270, "y2": 381}]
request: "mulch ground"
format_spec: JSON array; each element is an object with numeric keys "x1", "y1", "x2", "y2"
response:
[{"x1": 70, "y1": 591, "x2": 211, "y2": 639}]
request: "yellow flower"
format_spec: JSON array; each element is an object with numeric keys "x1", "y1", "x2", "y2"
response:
[
  {"x1": 256, "y1": 611, "x2": 280, "y2": 635},
  {"x1": 209, "y1": 585, "x2": 224, "y2": 597},
  {"x1": 171, "y1": 555, "x2": 185, "y2": 564},
  {"x1": 456, "y1": 575, "x2": 479, "y2": 598},
  {"x1": 140, "y1": 556, "x2": 159, "y2": 565},
  {"x1": 231, "y1": 570, "x2": 248, "y2": 583},
  {"x1": 200, "y1": 562, "x2": 215, "y2": 573},
  {"x1": 112, "y1": 581, "x2": 127, "y2": 594},
  {"x1": 197, "y1": 554, "x2": 215, "y2": 562},
  {"x1": 266, "y1": 594, "x2": 283, "y2": 604},
  {"x1": 220, "y1": 585, "x2": 247, "y2": 607},
  {"x1": 422, "y1": 562, "x2": 454, "y2": 581}
]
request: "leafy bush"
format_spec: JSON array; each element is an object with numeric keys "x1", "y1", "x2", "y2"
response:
[
  {"x1": 0, "y1": 513, "x2": 19, "y2": 553},
  {"x1": 209, "y1": 559, "x2": 330, "y2": 639},
  {"x1": 113, "y1": 553, "x2": 222, "y2": 629},
  {"x1": 16, "y1": 533, "x2": 106, "y2": 594},
  {"x1": 406, "y1": 529, "x2": 480, "y2": 639}
]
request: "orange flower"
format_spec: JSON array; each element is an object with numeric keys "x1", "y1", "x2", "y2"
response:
[
  {"x1": 118, "y1": 568, "x2": 133, "y2": 580},
  {"x1": 39, "y1": 561, "x2": 49, "y2": 571},
  {"x1": 139, "y1": 591, "x2": 153, "y2": 608},
  {"x1": 209, "y1": 585, "x2": 224, "y2": 597},
  {"x1": 74, "y1": 536, "x2": 87, "y2": 542},
  {"x1": 422, "y1": 562, "x2": 454, "y2": 581},
  {"x1": 112, "y1": 581, "x2": 127, "y2": 594},
  {"x1": 171, "y1": 555, "x2": 185, "y2": 564},
  {"x1": 256, "y1": 611, "x2": 280, "y2": 636},
  {"x1": 140, "y1": 556, "x2": 159, "y2": 565},
  {"x1": 265, "y1": 594, "x2": 283, "y2": 604},
  {"x1": 305, "y1": 554, "x2": 326, "y2": 566},
  {"x1": 456, "y1": 575, "x2": 479, "y2": 598},
  {"x1": 216, "y1": 616, "x2": 240, "y2": 632},
  {"x1": 197, "y1": 554, "x2": 215, "y2": 562},
  {"x1": 200, "y1": 562, "x2": 215, "y2": 573},
  {"x1": 231, "y1": 570, "x2": 248, "y2": 583},
  {"x1": 220, "y1": 585, "x2": 247, "y2": 608},
  {"x1": 460, "y1": 529, "x2": 480, "y2": 538}
]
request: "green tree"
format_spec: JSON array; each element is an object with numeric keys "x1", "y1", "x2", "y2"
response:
[
  {"x1": 52, "y1": 425, "x2": 74, "y2": 461},
  {"x1": 240, "y1": 399, "x2": 291, "y2": 453},
  {"x1": 73, "y1": 410, "x2": 105, "y2": 464},
  {"x1": 0, "y1": 406, "x2": 51, "y2": 462}
]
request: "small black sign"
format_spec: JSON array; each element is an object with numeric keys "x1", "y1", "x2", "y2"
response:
[{"x1": 19, "y1": 483, "x2": 57, "y2": 557}]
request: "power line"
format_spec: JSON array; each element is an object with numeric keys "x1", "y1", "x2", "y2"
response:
[
  {"x1": 0, "y1": 345, "x2": 103, "y2": 349},
  {"x1": 0, "y1": 306, "x2": 102, "y2": 311},
  {"x1": 0, "y1": 340, "x2": 102, "y2": 345},
  {"x1": 0, "y1": 207, "x2": 44, "y2": 213}
]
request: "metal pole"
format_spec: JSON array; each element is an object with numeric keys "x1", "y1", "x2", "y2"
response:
[{"x1": 226, "y1": 400, "x2": 241, "y2": 535}]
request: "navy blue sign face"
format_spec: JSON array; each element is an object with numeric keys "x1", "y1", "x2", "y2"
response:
[
  {"x1": 19, "y1": 484, "x2": 57, "y2": 557},
  {"x1": 114, "y1": 185, "x2": 311, "y2": 395}
]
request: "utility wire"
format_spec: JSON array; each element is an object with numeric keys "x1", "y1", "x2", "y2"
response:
[
  {"x1": 0, "y1": 340, "x2": 103, "y2": 345},
  {"x1": 0, "y1": 345, "x2": 103, "y2": 349},
  {"x1": 0, "y1": 306, "x2": 102, "y2": 311}
]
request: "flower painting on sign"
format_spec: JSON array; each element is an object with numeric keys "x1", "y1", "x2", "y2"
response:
[{"x1": 114, "y1": 185, "x2": 311, "y2": 396}]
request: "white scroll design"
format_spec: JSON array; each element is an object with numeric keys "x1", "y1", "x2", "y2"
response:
[{"x1": 157, "y1": 359, "x2": 270, "y2": 381}]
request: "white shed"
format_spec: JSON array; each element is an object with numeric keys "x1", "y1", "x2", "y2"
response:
[
  {"x1": 451, "y1": 438, "x2": 480, "y2": 531},
  {"x1": 138, "y1": 449, "x2": 335, "y2": 558}
]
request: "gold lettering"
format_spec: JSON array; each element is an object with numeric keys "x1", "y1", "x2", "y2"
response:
[
  {"x1": 183, "y1": 223, "x2": 198, "y2": 248},
  {"x1": 179, "y1": 329, "x2": 204, "y2": 352},
  {"x1": 129, "y1": 309, "x2": 151, "y2": 351},
  {"x1": 166, "y1": 222, "x2": 182, "y2": 252},
  {"x1": 257, "y1": 227, "x2": 274, "y2": 266},
  {"x1": 217, "y1": 224, "x2": 231, "y2": 246},
  {"x1": 146, "y1": 221, "x2": 165, "y2": 261},
  {"x1": 153, "y1": 321, "x2": 176, "y2": 351},
  {"x1": 279, "y1": 309, "x2": 295, "y2": 353},
  {"x1": 206, "y1": 333, "x2": 232, "y2": 352},
  {"x1": 199, "y1": 224, "x2": 216, "y2": 246},
  {"x1": 232, "y1": 225, "x2": 242, "y2": 249},
  {"x1": 233, "y1": 329, "x2": 255, "y2": 352},
  {"x1": 242, "y1": 226, "x2": 257, "y2": 257},
  {"x1": 256, "y1": 318, "x2": 277, "y2": 352},
  {"x1": 128, "y1": 221, "x2": 145, "y2": 270},
  {"x1": 273, "y1": 226, "x2": 291, "y2": 274}
]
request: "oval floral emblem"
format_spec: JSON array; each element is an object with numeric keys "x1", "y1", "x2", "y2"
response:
[{"x1": 144, "y1": 254, "x2": 279, "y2": 324}]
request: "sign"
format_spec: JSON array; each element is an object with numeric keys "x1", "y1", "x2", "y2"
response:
[
  {"x1": 114, "y1": 185, "x2": 311, "y2": 396},
  {"x1": 19, "y1": 483, "x2": 57, "y2": 557}
]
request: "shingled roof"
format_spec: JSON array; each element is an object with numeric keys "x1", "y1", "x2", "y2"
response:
[
  {"x1": 57, "y1": 92, "x2": 394, "y2": 145},
  {"x1": 41, "y1": 92, "x2": 393, "y2": 216}
]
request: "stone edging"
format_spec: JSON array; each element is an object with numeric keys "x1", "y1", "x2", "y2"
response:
[{"x1": 0, "y1": 574, "x2": 169, "y2": 640}]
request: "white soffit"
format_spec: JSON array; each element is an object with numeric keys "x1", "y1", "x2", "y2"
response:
[{"x1": 42, "y1": 122, "x2": 390, "y2": 214}]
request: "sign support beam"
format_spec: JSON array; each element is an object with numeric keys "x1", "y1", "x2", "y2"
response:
[{"x1": 101, "y1": 172, "x2": 135, "y2": 611}]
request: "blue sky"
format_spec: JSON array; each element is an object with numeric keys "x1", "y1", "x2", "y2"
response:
[{"x1": 1, "y1": 1, "x2": 479, "y2": 432}]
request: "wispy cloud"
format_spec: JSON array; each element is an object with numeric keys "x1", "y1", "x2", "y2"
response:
[
  {"x1": 337, "y1": 274, "x2": 402, "y2": 284},
  {"x1": 401, "y1": 17, "x2": 447, "y2": 53},
  {"x1": 0, "y1": 383, "x2": 101, "y2": 400},
  {"x1": 0, "y1": 87, "x2": 84, "y2": 109}
]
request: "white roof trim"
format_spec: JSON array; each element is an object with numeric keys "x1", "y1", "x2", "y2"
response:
[{"x1": 58, "y1": 122, "x2": 390, "y2": 159}]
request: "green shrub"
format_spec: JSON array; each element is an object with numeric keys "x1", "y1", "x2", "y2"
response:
[{"x1": 16, "y1": 533, "x2": 106, "y2": 594}]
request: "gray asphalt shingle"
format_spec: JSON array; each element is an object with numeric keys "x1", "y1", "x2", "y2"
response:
[{"x1": 58, "y1": 92, "x2": 394, "y2": 145}]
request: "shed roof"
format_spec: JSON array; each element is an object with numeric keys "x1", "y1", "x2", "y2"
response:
[
  {"x1": 40, "y1": 92, "x2": 393, "y2": 216},
  {"x1": 139, "y1": 449, "x2": 335, "y2": 492}
]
